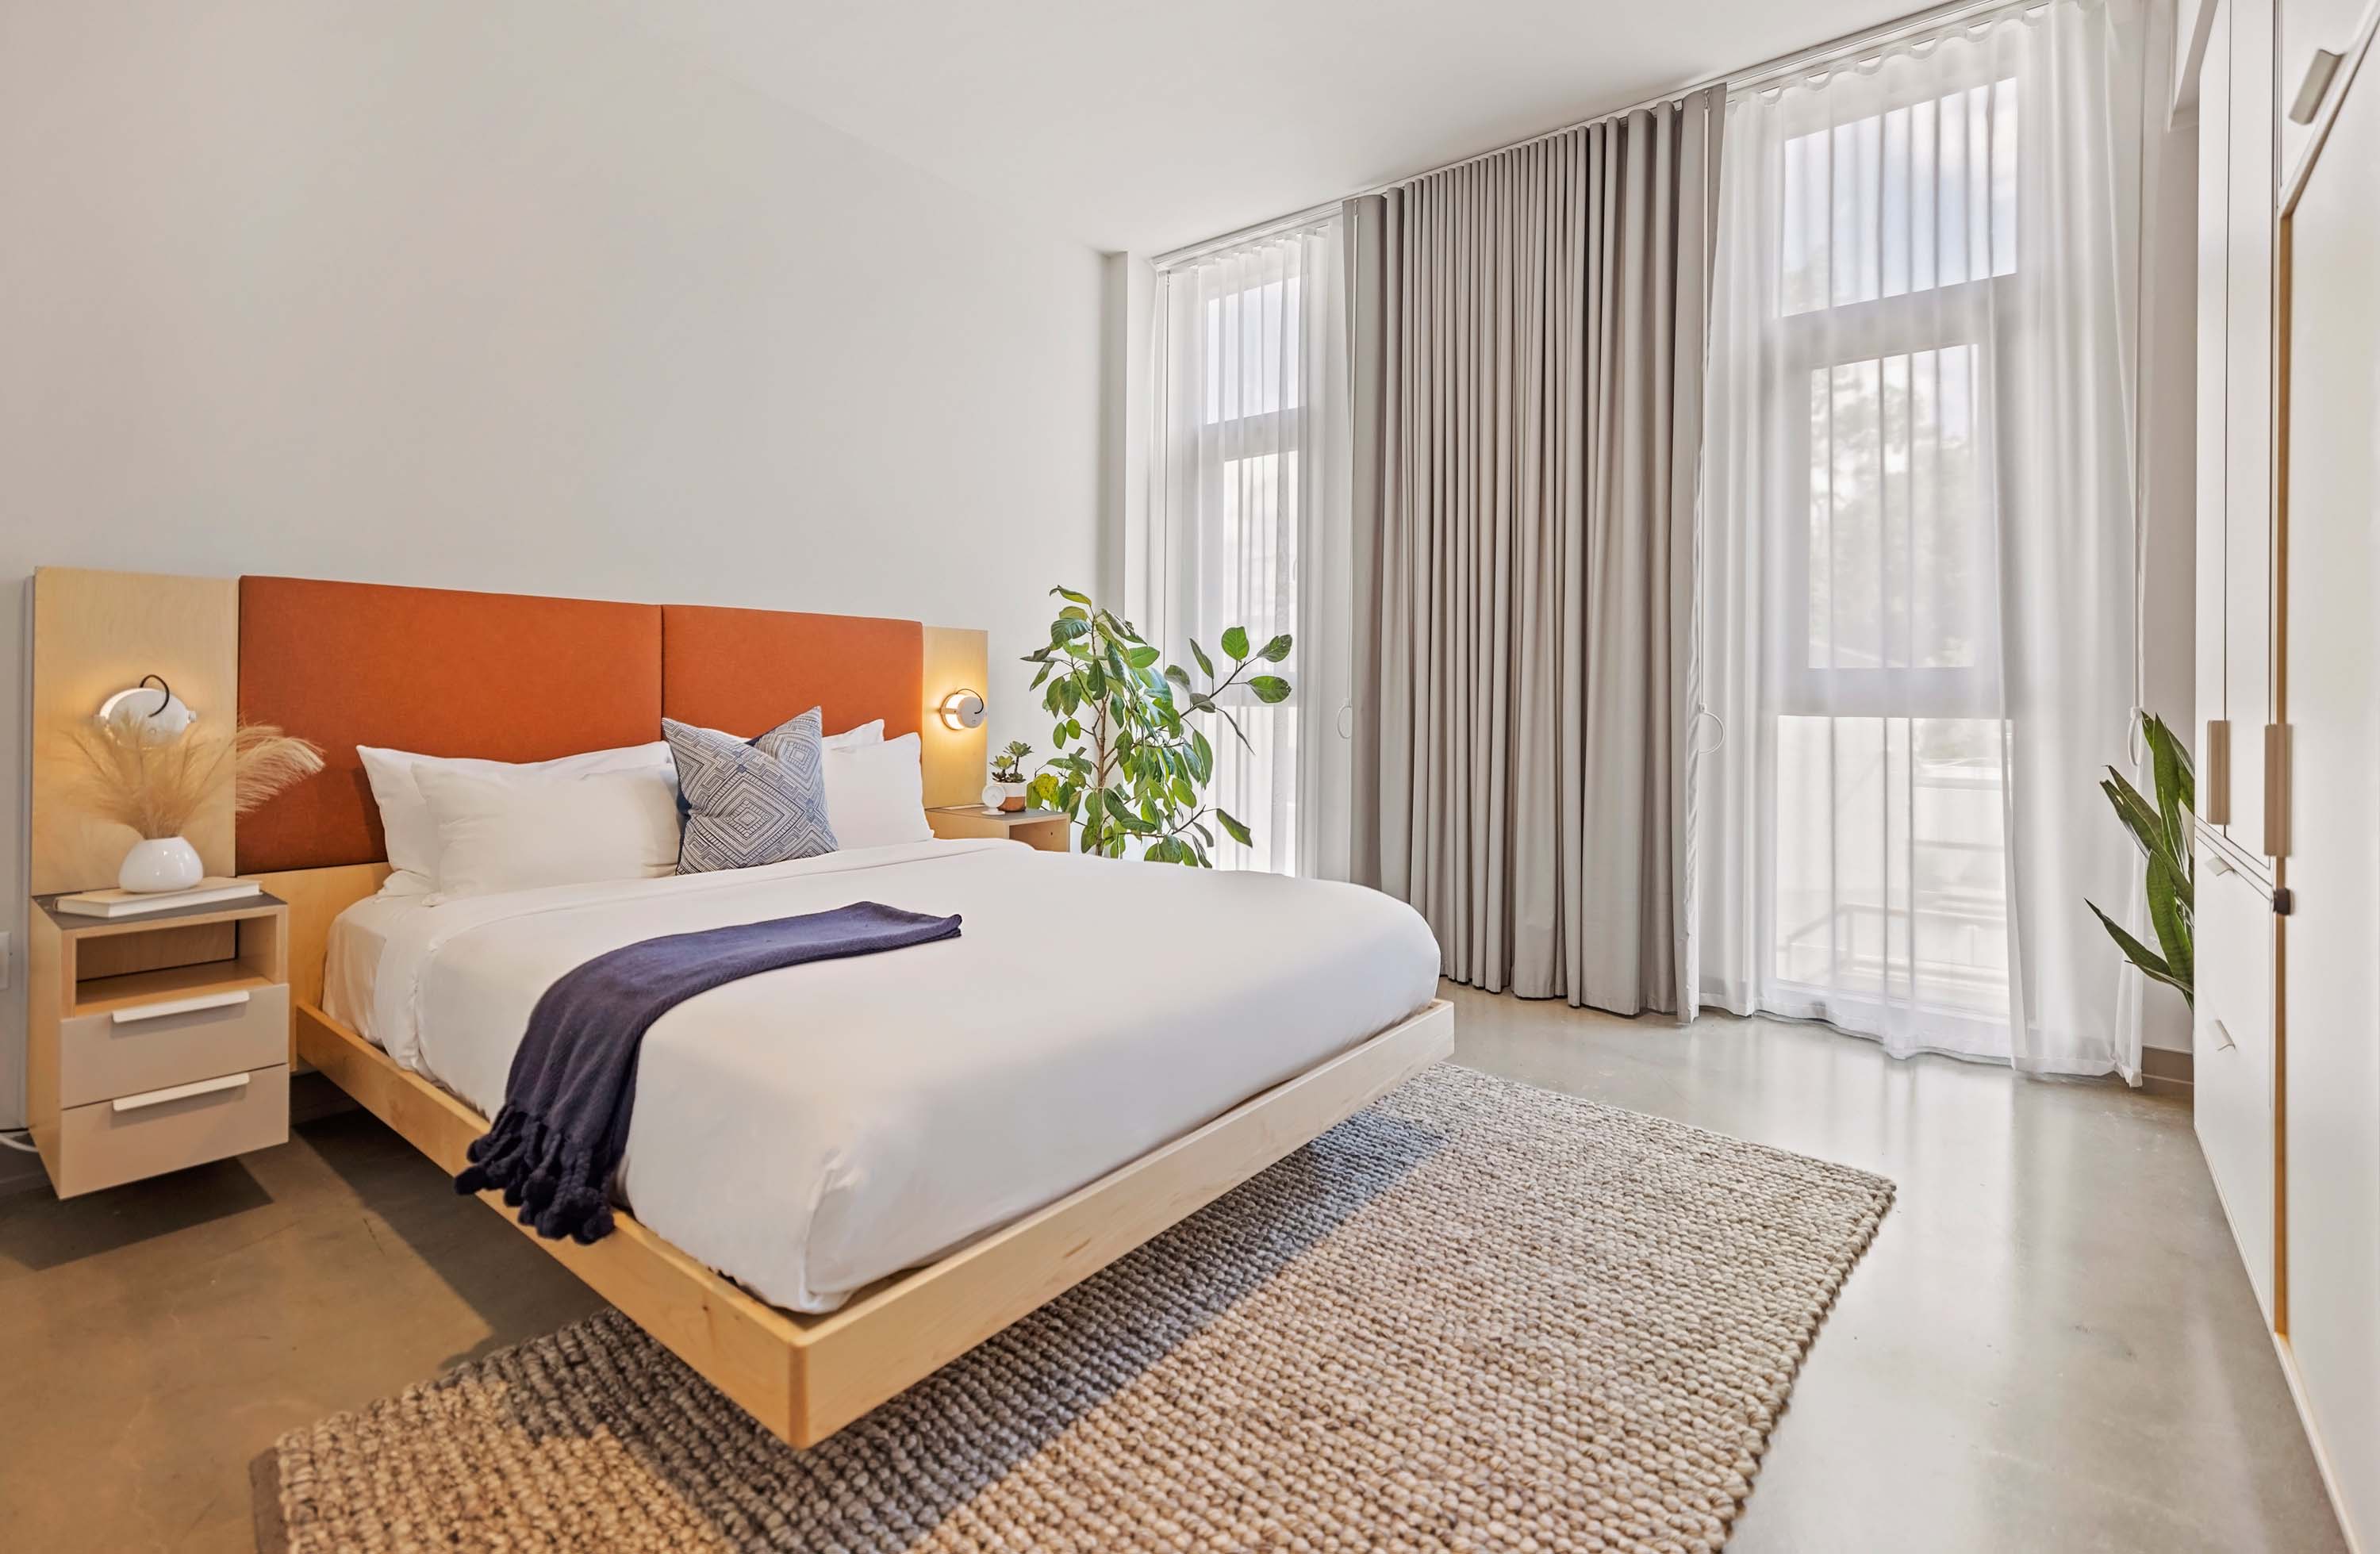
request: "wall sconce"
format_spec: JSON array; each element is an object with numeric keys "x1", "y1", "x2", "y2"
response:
[
  {"x1": 97, "y1": 674, "x2": 197, "y2": 742},
  {"x1": 937, "y1": 688, "x2": 986, "y2": 731}
]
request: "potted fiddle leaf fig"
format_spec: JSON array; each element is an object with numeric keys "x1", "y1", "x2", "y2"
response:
[
  {"x1": 1021, "y1": 586, "x2": 1289, "y2": 865},
  {"x1": 2087, "y1": 711, "x2": 2194, "y2": 1007}
]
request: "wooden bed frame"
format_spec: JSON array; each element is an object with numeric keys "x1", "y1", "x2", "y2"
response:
[
  {"x1": 33, "y1": 567, "x2": 1457, "y2": 1449},
  {"x1": 255, "y1": 868, "x2": 1451, "y2": 1450}
]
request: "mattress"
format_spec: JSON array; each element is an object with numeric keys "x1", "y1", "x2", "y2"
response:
[{"x1": 323, "y1": 838, "x2": 1441, "y2": 1312}]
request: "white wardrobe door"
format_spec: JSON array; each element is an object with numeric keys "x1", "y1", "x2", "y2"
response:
[
  {"x1": 2225, "y1": 0, "x2": 2278, "y2": 857},
  {"x1": 2196, "y1": 0, "x2": 2232, "y2": 812},
  {"x1": 2281, "y1": 28, "x2": 2380, "y2": 1541}
]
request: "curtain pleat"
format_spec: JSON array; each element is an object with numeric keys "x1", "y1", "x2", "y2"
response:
[{"x1": 1346, "y1": 87, "x2": 1725, "y2": 1016}]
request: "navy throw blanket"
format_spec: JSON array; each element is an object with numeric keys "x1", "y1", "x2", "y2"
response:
[{"x1": 455, "y1": 900, "x2": 962, "y2": 1244}]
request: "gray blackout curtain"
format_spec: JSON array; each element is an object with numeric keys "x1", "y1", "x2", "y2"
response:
[{"x1": 1345, "y1": 87, "x2": 1724, "y2": 1016}]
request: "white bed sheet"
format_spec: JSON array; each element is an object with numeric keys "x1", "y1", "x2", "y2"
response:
[{"x1": 323, "y1": 838, "x2": 1440, "y2": 1313}]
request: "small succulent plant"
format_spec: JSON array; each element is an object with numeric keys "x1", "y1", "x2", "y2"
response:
[{"x1": 991, "y1": 740, "x2": 1035, "y2": 785}]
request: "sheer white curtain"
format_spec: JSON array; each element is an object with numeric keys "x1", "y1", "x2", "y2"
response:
[
  {"x1": 1696, "y1": 0, "x2": 2148, "y2": 1076},
  {"x1": 1150, "y1": 223, "x2": 1352, "y2": 877}
]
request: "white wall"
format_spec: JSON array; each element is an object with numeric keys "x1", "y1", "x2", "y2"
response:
[{"x1": 0, "y1": 2, "x2": 1108, "y2": 1126}]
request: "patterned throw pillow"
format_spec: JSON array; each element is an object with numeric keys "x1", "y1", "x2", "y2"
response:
[{"x1": 662, "y1": 708, "x2": 839, "y2": 873}]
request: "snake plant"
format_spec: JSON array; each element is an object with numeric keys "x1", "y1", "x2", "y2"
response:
[{"x1": 2087, "y1": 712, "x2": 2194, "y2": 1007}]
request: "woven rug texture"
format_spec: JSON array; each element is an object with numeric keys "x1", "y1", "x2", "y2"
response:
[{"x1": 269, "y1": 1063, "x2": 1894, "y2": 1552}]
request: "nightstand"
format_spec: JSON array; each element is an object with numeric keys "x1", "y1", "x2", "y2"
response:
[
  {"x1": 25, "y1": 892, "x2": 291, "y2": 1197},
  {"x1": 926, "y1": 805, "x2": 1072, "y2": 853}
]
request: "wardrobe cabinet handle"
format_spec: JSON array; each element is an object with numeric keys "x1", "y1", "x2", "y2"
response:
[
  {"x1": 2203, "y1": 720, "x2": 2231, "y2": 825},
  {"x1": 2213, "y1": 1019, "x2": 2237, "y2": 1053},
  {"x1": 2290, "y1": 48, "x2": 2345, "y2": 125}
]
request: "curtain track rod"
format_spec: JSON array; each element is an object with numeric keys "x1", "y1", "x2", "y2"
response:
[{"x1": 1151, "y1": 0, "x2": 2037, "y2": 271}]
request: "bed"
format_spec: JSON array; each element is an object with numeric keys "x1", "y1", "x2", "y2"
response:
[
  {"x1": 323, "y1": 836, "x2": 1441, "y2": 1314},
  {"x1": 221, "y1": 574, "x2": 1453, "y2": 1446}
]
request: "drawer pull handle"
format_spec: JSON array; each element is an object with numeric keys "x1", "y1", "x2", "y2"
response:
[
  {"x1": 2213, "y1": 1019, "x2": 2238, "y2": 1053},
  {"x1": 112, "y1": 1072, "x2": 251, "y2": 1113},
  {"x1": 112, "y1": 989, "x2": 251, "y2": 1026}
]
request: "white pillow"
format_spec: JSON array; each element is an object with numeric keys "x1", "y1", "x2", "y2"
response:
[
  {"x1": 415, "y1": 766, "x2": 682, "y2": 900},
  {"x1": 359, "y1": 741, "x2": 674, "y2": 889},
  {"x1": 822, "y1": 719, "x2": 885, "y2": 751},
  {"x1": 822, "y1": 731, "x2": 933, "y2": 850}
]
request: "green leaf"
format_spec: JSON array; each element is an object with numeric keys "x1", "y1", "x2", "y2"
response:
[
  {"x1": 2102, "y1": 773, "x2": 2164, "y2": 864},
  {"x1": 1257, "y1": 633, "x2": 1292, "y2": 663},
  {"x1": 1164, "y1": 665, "x2": 1193, "y2": 690},
  {"x1": 2089, "y1": 900, "x2": 2193, "y2": 1004},
  {"x1": 1189, "y1": 638, "x2": 1215, "y2": 678},
  {"x1": 1222, "y1": 626, "x2": 1250, "y2": 660},
  {"x1": 1249, "y1": 675, "x2": 1290, "y2": 704},
  {"x1": 1191, "y1": 728, "x2": 1213, "y2": 783},
  {"x1": 1052, "y1": 585, "x2": 1092, "y2": 604},
  {"x1": 2142, "y1": 712, "x2": 2194, "y2": 860},
  {"x1": 1215, "y1": 808, "x2": 1253, "y2": 847},
  {"x1": 1051, "y1": 616, "x2": 1089, "y2": 642},
  {"x1": 1027, "y1": 773, "x2": 1062, "y2": 810},
  {"x1": 2146, "y1": 852, "x2": 2193, "y2": 999}
]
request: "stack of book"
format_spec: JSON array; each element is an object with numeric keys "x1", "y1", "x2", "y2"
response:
[{"x1": 52, "y1": 877, "x2": 262, "y2": 919}]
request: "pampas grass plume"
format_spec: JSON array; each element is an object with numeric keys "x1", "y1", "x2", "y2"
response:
[{"x1": 61, "y1": 720, "x2": 324, "y2": 840}]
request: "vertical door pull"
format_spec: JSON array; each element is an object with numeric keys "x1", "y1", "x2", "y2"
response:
[
  {"x1": 2290, "y1": 48, "x2": 2345, "y2": 125},
  {"x1": 2204, "y1": 720, "x2": 2232, "y2": 825},
  {"x1": 2265, "y1": 723, "x2": 2290, "y2": 857}
]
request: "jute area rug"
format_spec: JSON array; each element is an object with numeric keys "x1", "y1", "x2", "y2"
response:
[{"x1": 263, "y1": 1063, "x2": 1892, "y2": 1553}]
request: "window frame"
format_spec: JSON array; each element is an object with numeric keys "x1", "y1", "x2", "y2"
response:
[{"x1": 1769, "y1": 72, "x2": 2022, "y2": 723}]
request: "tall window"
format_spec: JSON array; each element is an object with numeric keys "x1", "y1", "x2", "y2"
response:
[
  {"x1": 1699, "y1": 0, "x2": 2150, "y2": 1077},
  {"x1": 1151, "y1": 223, "x2": 1349, "y2": 875},
  {"x1": 1775, "y1": 80, "x2": 2020, "y2": 1033}
]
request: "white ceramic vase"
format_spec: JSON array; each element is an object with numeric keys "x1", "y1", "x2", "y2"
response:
[{"x1": 119, "y1": 835, "x2": 203, "y2": 893}]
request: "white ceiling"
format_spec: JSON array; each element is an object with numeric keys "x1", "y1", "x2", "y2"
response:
[{"x1": 614, "y1": 0, "x2": 1921, "y2": 255}]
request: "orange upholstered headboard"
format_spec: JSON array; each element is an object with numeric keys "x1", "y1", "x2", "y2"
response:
[
  {"x1": 662, "y1": 605, "x2": 921, "y2": 742},
  {"x1": 236, "y1": 577, "x2": 927, "y2": 873}
]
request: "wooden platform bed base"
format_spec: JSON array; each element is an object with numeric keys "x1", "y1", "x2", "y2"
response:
[{"x1": 294, "y1": 996, "x2": 1455, "y2": 1448}]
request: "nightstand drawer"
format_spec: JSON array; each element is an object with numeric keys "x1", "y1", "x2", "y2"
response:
[
  {"x1": 57, "y1": 983, "x2": 289, "y2": 1108},
  {"x1": 52, "y1": 1064, "x2": 289, "y2": 1197}
]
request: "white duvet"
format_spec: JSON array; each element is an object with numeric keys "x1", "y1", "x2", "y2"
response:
[{"x1": 325, "y1": 838, "x2": 1441, "y2": 1313}]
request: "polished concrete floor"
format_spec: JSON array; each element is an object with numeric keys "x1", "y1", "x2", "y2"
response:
[{"x1": 0, "y1": 984, "x2": 2343, "y2": 1552}]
